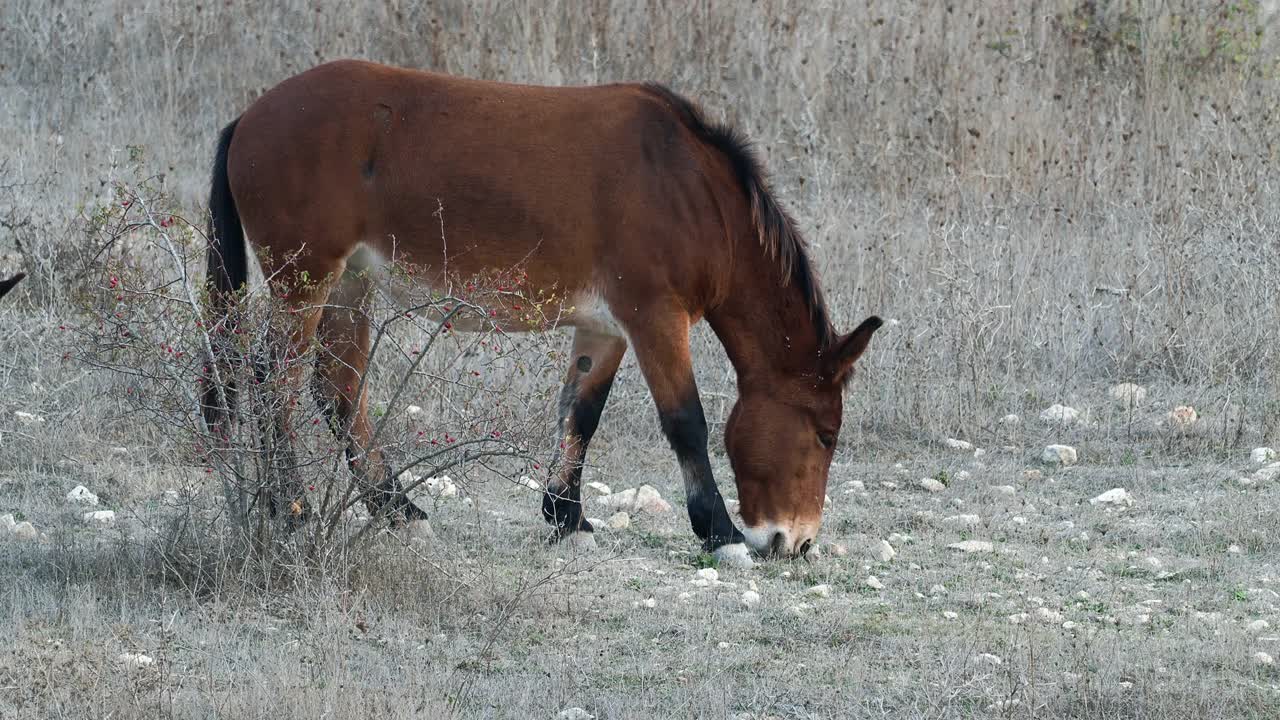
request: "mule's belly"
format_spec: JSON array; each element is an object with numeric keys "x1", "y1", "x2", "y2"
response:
[{"x1": 345, "y1": 244, "x2": 624, "y2": 338}]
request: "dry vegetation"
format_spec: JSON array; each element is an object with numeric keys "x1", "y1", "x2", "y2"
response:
[{"x1": 2, "y1": 1, "x2": 1279, "y2": 718}]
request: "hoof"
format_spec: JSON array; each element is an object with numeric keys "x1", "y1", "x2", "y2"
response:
[
  {"x1": 542, "y1": 486, "x2": 588, "y2": 533},
  {"x1": 713, "y1": 542, "x2": 755, "y2": 570}
]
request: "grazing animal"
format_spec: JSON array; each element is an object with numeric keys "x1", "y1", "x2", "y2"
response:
[
  {"x1": 202, "y1": 59, "x2": 880, "y2": 562},
  {"x1": 0, "y1": 273, "x2": 24, "y2": 301}
]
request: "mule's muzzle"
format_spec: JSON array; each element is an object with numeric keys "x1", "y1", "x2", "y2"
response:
[{"x1": 745, "y1": 524, "x2": 817, "y2": 559}]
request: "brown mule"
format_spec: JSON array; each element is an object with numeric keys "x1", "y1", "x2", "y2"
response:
[{"x1": 202, "y1": 59, "x2": 880, "y2": 562}]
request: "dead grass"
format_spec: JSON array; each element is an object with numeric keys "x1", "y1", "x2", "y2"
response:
[{"x1": 1, "y1": 1, "x2": 1279, "y2": 717}]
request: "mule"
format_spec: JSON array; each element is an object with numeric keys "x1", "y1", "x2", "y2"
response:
[{"x1": 202, "y1": 59, "x2": 880, "y2": 564}]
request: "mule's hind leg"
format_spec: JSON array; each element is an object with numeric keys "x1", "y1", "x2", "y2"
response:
[
  {"x1": 621, "y1": 308, "x2": 749, "y2": 564},
  {"x1": 312, "y1": 268, "x2": 426, "y2": 524},
  {"x1": 542, "y1": 328, "x2": 627, "y2": 538}
]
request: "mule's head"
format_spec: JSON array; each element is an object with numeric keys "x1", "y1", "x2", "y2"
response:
[{"x1": 725, "y1": 316, "x2": 882, "y2": 558}]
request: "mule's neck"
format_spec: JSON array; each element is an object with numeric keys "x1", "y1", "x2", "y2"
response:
[{"x1": 706, "y1": 242, "x2": 829, "y2": 387}]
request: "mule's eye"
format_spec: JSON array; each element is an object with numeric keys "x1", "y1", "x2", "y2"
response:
[{"x1": 817, "y1": 432, "x2": 836, "y2": 449}]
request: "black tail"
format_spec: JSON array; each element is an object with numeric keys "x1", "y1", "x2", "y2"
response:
[{"x1": 202, "y1": 118, "x2": 246, "y2": 435}]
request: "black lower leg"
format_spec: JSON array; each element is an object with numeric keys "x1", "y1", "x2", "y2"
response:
[
  {"x1": 542, "y1": 365, "x2": 616, "y2": 536},
  {"x1": 659, "y1": 399, "x2": 744, "y2": 551}
]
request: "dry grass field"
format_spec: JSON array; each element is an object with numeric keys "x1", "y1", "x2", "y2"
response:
[{"x1": 2, "y1": 1, "x2": 1279, "y2": 718}]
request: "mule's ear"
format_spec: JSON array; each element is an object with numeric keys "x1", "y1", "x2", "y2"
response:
[{"x1": 825, "y1": 315, "x2": 882, "y2": 382}]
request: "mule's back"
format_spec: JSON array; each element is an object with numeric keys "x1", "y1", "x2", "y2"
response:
[{"x1": 226, "y1": 60, "x2": 733, "y2": 312}]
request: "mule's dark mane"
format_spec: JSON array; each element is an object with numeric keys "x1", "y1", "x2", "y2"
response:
[{"x1": 642, "y1": 83, "x2": 836, "y2": 350}]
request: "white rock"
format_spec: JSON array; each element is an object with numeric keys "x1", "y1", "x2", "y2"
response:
[
  {"x1": 1023, "y1": 469, "x2": 1043, "y2": 481},
  {"x1": 66, "y1": 485, "x2": 99, "y2": 506},
  {"x1": 977, "y1": 653, "x2": 1003, "y2": 666},
  {"x1": 1090, "y1": 488, "x2": 1132, "y2": 506},
  {"x1": 831, "y1": 543, "x2": 849, "y2": 557},
  {"x1": 942, "y1": 611, "x2": 959, "y2": 620},
  {"x1": 918, "y1": 478, "x2": 946, "y2": 493},
  {"x1": 1251, "y1": 448, "x2": 1277, "y2": 464},
  {"x1": 695, "y1": 568, "x2": 719, "y2": 583},
  {"x1": 633, "y1": 485, "x2": 671, "y2": 513},
  {"x1": 999, "y1": 414, "x2": 1021, "y2": 426},
  {"x1": 865, "y1": 575, "x2": 883, "y2": 590},
  {"x1": 1228, "y1": 544, "x2": 1243, "y2": 554},
  {"x1": 1036, "y1": 607, "x2": 1064, "y2": 624},
  {"x1": 405, "y1": 519, "x2": 435, "y2": 542},
  {"x1": 989, "y1": 485, "x2": 1017, "y2": 497},
  {"x1": 1247, "y1": 619, "x2": 1270, "y2": 633},
  {"x1": 605, "y1": 511, "x2": 630, "y2": 530},
  {"x1": 1256, "y1": 463, "x2": 1280, "y2": 483},
  {"x1": 740, "y1": 590, "x2": 762, "y2": 608},
  {"x1": 405, "y1": 405, "x2": 424, "y2": 416},
  {"x1": 842, "y1": 480, "x2": 865, "y2": 493},
  {"x1": 596, "y1": 488, "x2": 637, "y2": 509},
  {"x1": 515, "y1": 475, "x2": 541, "y2": 490},
  {"x1": 160, "y1": 489, "x2": 181, "y2": 506},
  {"x1": 1042, "y1": 444, "x2": 1078, "y2": 465},
  {"x1": 942, "y1": 514, "x2": 981, "y2": 527},
  {"x1": 1108, "y1": 383, "x2": 1147, "y2": 406},
  {"x1": 1, "y1": 513, "x2": 15, "y2": 532},
  {"x1": 116, "y1": 652, "x2": 155, "y2": 670},
  {"x1": 944, "y1": 438, "x2": 974, "y2": 451},
  {"x1": 948, "y1": 540, "x2": 994, "y2": 554},
  {"x1": 713, "y1": 543, "x2": 754, "y2": 569},
  {"x1": 558, "y1": 708, "x2": 594, "y2": 720},
  {"x1": 14, "y1": 411, "x2": 45, "y2": 425},
  {"x1": 1039, "y1": 404, "x2": 1080, "y2": 425},
  {"x1": 641, "y1": 597, "x2": 656, "y2": 609},
  {"x1": 1166, "y1": 405, "x2": 1198, "y2": 429},
  {"x1": 108, "y1": 446, "x2": 129, "y2": 456},
  {"x1": 582, "y1": 481, "x2": 612, "y2": 497},
  {"x1": 12, "y1": 521, "x2": 37, "y2": 541},
  {"x1": 1255, "y1": 652, "x2": 1274, "y2": 667},
  {"x1": 930, "y1": 584, "x2": 947, "y2": 595},
  {"x1": 869, "y1": 539, "x2": 896, "y2": 562},
  {"x1": 83, "y1": 510, "x2": 115, "y2": 526},
  {"x1": 806, "y1": 584, "x2": 832, "y2": 598}
]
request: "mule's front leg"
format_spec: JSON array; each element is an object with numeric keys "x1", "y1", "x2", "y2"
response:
[
  {"x1": 543, "y1": 329, "x2": 627, "y2": 538},
  {"x1": 625, "y1": 313, "x2": 749, "y2": 565}
]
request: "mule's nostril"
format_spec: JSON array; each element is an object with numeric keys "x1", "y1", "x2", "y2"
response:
[
  {"x1": 798, "y1": 539, "x2": 813, "y2": 556},
  {"x1": 769, "y1": 531, "x2": 787, "y2": 556}
]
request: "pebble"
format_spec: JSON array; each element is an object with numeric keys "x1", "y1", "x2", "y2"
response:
[
  {"x1": 806, "y1": 584, "x2": 832, "y2": 599},
  {"x1": 1251, "y1": 447, "x2": 1277, "y2": 464},
  {"x1": 1042, "y1": 445, "x2": 1078, "y2": 465},
  {"x1": 14, "y1": 410, "x2": 45, "y2": 424},
  {"x1": 989, "y1": 485, "x2": 1016, "y2": 497},
  {"x1": 1108, "y1": 383, "x2": 1147, "y2": 406},
  {"x1": 405, "y1": 405, "x2": 424, "y2": 416},
  {"x1": 918, "y1": 478, "x2": 946, "y2": 493},
  {"x1": 942, "y1": 514, "x2": 981, "y2": 527},
  {"x1": 1023, "y1": 469, "x2": 1043, "y2": 481},
  {"x1": 605, "y1": 512, "x2": 630, "y2": 530},
  {"x1": 843, "y1": 480, "x2": 865, "y2": 493},
  {"x1": 865, "y1": 575, "x2": 883, "y2": 590},
  {"x1": 1255, "y1": 652, "x2": 1274, "y2": 667},
  {"x1": 1039, "y1": 404, "x2": 1080, "y2": 425},
  {"x1": 942, "y1": 611, "x2": 958, "y2": 620},
  {"x1": 999, "y1": 414, "x2": 1021, "y2": 426},
  {"x1": 831, "y1": 543, "x2": 849, "y2": 557},
  {"x1": 83, "y1": 510, "x2": 115, "y2": 526},
  {"x1": 116, "y1": 652, "x2": 155, "y2": 670},
  {"x1": 66, "y1": 486, "x2": 99, "y2": 506},
  {"x1": 741, "y1": 590, "x2": 761, "y2": 608},
  {"x1": 1247, "y1": 619, "x2": 1270, "y2": 633},
  {"x1": 558, "y1": 709, "x2": 594, "y2": 720},
  {"x1": 869, "y1": 539, "x2": 896, "y2": 562},
  {"x1": 944, "y1": 438, "x2": 974, "y2": 451},
  {"x1": 948, "y1": 540, "x2": 994, "y2": 554},
  {"x1": 976, "y1": 653, "x2": 1003, "y2": 666},
  {"x1": 1167, "y1": 405, "x2": 1198, "y2": 429},
  {"x1": 12, "y1": 521, "x2": 38, "y2": 541},
  {"x1": 582, "y1": 481, "x2": 612, "y2": 497},
  {"x1": 108, "y1": 446, "x2": 129, "y2": 456},
  {"x1": 1090, "y1": 488, "x2": 1132, "y2": 506}
]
